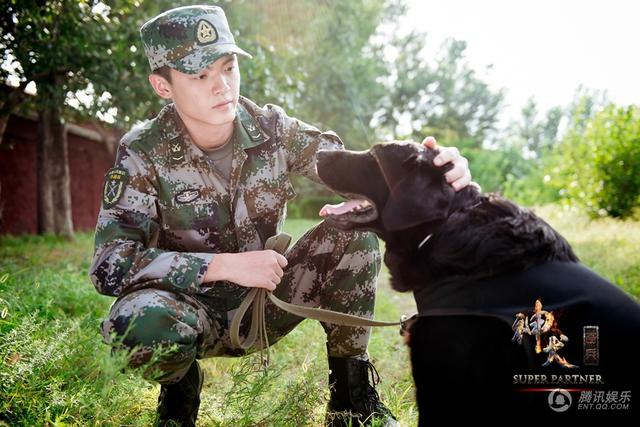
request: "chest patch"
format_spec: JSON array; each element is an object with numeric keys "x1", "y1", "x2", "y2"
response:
[
  {"x1": 102, "y1": 167, "x2": 128, "y2": 209},
  {"x1": 175, "y1": 188, "x2": 201, "y2": 204}
]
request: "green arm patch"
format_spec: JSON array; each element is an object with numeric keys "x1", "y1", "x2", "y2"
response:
[{"x1": 102, "y1": 167, "x2": 129, "y2": 209}]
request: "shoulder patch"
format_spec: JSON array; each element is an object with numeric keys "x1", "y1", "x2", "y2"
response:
[
  {"x1": 242, "y1": 118, "x2": 263, "y2": 141},
  {"x1": 102, "y1": 167, "x2": 129, "y2": 209},
  {"x1": 238, "y1": 105, "x2": 263, "y2": 141},
  {"x1": 169, "y1": 139, "x2": 186, "y2": 167}
]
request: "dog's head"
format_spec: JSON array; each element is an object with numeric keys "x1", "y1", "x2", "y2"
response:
[
  {"x1": 318, "y1": 141, "x2": 579, "y2": 293},
  {"x1": 316, "y1": 141, "x2": 456, "y2": 243}
]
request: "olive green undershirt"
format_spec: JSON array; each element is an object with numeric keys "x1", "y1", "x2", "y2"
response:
[{"x1": 202, "y1": 135, "x2": 234, "y2": 181}]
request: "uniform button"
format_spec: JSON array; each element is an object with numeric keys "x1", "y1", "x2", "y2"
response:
[{"x1": 175, "y1": 276, "x2": 184, "y2": 285}]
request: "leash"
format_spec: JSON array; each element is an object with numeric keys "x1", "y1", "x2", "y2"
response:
[{"x1": 229, "y1": 233, "x2": 409, "y2": 364}]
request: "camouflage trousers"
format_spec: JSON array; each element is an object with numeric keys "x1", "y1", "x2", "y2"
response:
[{"x1": 100, "y1": 221, "x2": 380, "y2": 384}]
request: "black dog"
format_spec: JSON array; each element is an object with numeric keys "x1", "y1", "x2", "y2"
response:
[{"x1": 316, "y1": 141, "x2": 640, "y2": 425}]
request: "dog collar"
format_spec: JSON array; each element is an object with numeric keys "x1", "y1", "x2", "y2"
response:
[
  {"x1": 415, "y1": 198, "x2": 485, "y2": 251},
  {"x1": 417, "y1": 233, "x2": 433, "y2": 250}
]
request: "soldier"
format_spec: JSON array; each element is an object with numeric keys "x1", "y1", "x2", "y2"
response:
[{"x1": 89, "y1": 5, "x2": 473, "y2": 427}]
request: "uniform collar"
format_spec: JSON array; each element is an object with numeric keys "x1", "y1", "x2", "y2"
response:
[
  {"x1": 163, "y1": 101, "x2": 266, "y2": 157},
  {"x1": 158, "y1": 103, "x2": 185, "y2": 142},
  {"x1": 235, "y1": 102, "x2": 266, "y2": 149},
  {"x1": 158, "y1": 104, "x2": 189, "y2": 166}
]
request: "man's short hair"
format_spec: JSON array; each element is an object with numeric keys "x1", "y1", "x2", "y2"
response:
[{"x1": 152, "y1": 66, "x2": 172, "y2": 84}]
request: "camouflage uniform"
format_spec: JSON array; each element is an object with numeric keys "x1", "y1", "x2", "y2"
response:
[{"x1": 90, "y1": 97, "x2": 381, "y2": 383}]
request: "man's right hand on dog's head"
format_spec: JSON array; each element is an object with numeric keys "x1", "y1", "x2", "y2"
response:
[{"x1": 422, "y1": 136, "x2": 473, "y2": 192}]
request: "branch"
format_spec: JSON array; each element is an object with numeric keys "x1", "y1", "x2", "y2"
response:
[
  {"x1": 0, "y1": 86, "x2": 27, "y2": 144},
  {"x1": 0, "y1": 80, "x2": 29, "y2": 113}
]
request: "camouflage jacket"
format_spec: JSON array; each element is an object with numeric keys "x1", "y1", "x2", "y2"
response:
[{"x1": 90, "y1": 96, "x2": 344, "y2": 298}]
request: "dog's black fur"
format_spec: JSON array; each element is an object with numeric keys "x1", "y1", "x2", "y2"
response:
[{"x1": 316, "y1": 142, "x2": 640, "y2": 425}]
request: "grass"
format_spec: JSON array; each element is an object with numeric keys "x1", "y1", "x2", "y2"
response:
[
  {"x1": 531, "y1": 204, "x2": 640, "y2": 299},
  {"x1": 0, "y1": 206, "x2": 638, "y2": 426}
]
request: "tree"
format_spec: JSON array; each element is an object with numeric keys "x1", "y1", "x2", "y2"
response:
[
  {"x1": 377, "y1": 35, "x2": 504, "y2": 146},
  {"x1": 221, "y1": 0, "x2": 398, "y2": 200},
  {"x1": 1, "y1": 0, "x2": 154, "y2": 237},
  {"x1": 508, "y1": 97, "x2": 562, "y2": 158},
  {"x1": 494, "y1": 98, "x2": 564, "y2": 205},
  {"x1": 374, "y1": 31, "x2": 505, "y2": 194},
  {"x1": 225, "y1": 0, "x2": 395, "y2": 151}
]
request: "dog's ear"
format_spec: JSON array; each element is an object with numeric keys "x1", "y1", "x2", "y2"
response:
[
  {"x1": 380, "y1": 158, "x2": 454, "y2": 231},
  {"x1": 371, "y1": 143, "x2": 420, "y2": 190}
]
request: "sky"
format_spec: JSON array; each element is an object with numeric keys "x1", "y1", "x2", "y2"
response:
[{"x1": 404, "y1": 0, "x2": 640, "y2": 124}]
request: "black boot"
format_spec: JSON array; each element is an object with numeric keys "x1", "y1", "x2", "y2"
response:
[
  {"x1": 155, "y1": 360, "x2": 204, "y2": 427},
  {"x1": 326, "y1": 356, "x2": 399, "y2": 427}
]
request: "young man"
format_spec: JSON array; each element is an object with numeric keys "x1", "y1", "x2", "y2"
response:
[{"x1": 90, "y1": 5, "x2": 472, "y2": 427}]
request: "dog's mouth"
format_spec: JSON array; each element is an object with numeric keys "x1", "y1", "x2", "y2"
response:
[{"x1": 318, "y1": 195, "x2": 378, "y2": 228}]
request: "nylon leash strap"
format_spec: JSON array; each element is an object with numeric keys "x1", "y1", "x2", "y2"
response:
[{"x1": 229, "y1": 233, "x2": 406, "y2": 363}]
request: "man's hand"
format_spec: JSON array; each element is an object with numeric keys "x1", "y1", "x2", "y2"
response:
[
  {"x1": 422, "y1": 136, "x2": 472, "y2": 192},
  {"x1": 204, "y1": 250, "x2": 288, "y2": 291}
]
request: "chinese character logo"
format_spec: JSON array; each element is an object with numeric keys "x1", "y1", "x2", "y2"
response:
[
  {"x1": 512, "y1": 299, "x2": 578, "y2": 368},
  {"x1": 583, "y1": 325, "x2": 599, "y2": 366}
]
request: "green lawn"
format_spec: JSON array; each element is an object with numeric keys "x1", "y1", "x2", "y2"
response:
[{"x1": 0, "y1": 207, "x2": 638, "y2": 426}]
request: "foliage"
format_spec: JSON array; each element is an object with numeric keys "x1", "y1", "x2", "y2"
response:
[
  {"x1": 283, "y1": 0, "x2": 390, "y2": 149},
  {"x1": 497, "y1": 98, "x2": 564, "y2": 206},
  {"x1": 437, "y1": 135, "x2": 558, "y2": 206},
  {"x1": 2, "y1": 1, "x2": 636, "y2": 223},
  {"x1": 0, "y1": 0, "x2": 146, "y2": 123},
  {"x1": 376, "y1": 34, "x2": 505, "y2": 145},
  {"x1": 436, "y1": 138, "x2": 515, "y2": 194},
  {"x1": 225, "y1": 0, "x2": 395, "y2": 150},
  {"x1": 507, "y1": 97, "x2": 563, "y2": 156},
  {"x1": 3, "y1": 0, "x2": 515, "y2": 203},
  {"x1": 502, "y1": 166, "x2": 561, "y2": 208},
  {"x1": 553, "y1": 103, "x2": 640, "y2": 218}
]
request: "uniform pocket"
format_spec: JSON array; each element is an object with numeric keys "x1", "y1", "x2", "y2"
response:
[
  {"x1": 163, "y1": 201, "x2": 216, "y2": 231},
  {"x1": 245, "y1": 175, "x2": 296, "y2": 219}
]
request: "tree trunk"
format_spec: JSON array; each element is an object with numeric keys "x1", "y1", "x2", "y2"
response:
[
  {"x1": 37, "y1": 75, "x2": 74, "y2": 239},
  {"x1": 37, "y1": 109, "x2": 55, "y2": 234},
  {"x1": 0, "y1": 115, "x2": 10, "y2": 144},
  {"x1": 0, "y1": 182, "x2": 5, "y2": 230},
  {"x1": 49, "y1": 97, "x2": 74, "y2": 239}
]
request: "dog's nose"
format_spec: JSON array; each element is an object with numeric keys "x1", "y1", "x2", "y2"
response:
[
  {"x1": 316, "y1": 149, "x2": 328, "y2": 162},
  {"x1": 316, "y1": 149, "x2": 330, "y2": 172},
  {"x1": 316, "y1": 149, "x2": 340, "y2": 166}
]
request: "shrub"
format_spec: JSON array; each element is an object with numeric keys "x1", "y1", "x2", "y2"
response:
[{"x1": 554, "y1": 104, "x2": 640, "y2": 218}]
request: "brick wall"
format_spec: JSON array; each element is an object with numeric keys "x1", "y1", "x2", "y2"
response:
[{"x1": 0, "y1": 114, "x2": 117, "y2": 235}]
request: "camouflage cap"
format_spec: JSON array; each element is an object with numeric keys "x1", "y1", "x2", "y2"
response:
[{"x1": 140, "y1": 5, "x2": 252, "y2": 74}]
